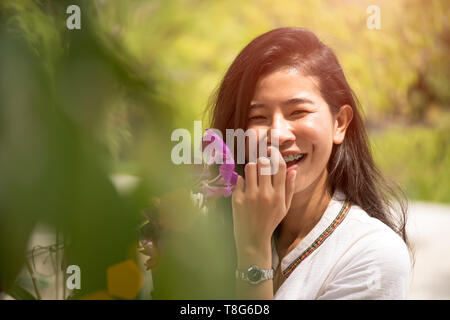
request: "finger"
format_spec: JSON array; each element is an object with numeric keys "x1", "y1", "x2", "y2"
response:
[
  {"x1": 285, "y1": 170, "x2": 297, "y2": 209},
  {"x1": 233, "y1": 175, "x2": 245, "y2": 195},
  {"x1": 257, "y1": 157, "x2": 272, "y2": 190},
  {"x1": 270, "y1": 146, "x2": 286, "y2": 192},
  {"x1": 244, "y1": 162, "x2": 257, "y2": 194},
  {"x1": 232, "y1": 175, "x2": 245, "y2": 214}
]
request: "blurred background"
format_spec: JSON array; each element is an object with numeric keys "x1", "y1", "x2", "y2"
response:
[{"x1": 0, "y1": 0, "x2": 448, "y2": 299}]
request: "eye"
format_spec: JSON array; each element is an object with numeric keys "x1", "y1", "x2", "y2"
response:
[
  {"x1": 290, "y1": 110, "x2": 307, "y2": 117},
  {"x1": 248, "y1": 115, "x2": 266, "y2": 121}
]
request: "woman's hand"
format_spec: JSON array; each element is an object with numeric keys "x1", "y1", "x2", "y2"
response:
[{"x1": 231, "y1": 146, "x2": 297, "y2": 263}]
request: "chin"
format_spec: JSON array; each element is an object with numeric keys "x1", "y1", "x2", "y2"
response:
[{"x1": 293, "y1": 176, "x2": 309, "y2": 194}]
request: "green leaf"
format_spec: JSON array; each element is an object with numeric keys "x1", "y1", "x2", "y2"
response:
[{"x1": 5, "y1": 284, "x2": 37, "y2": 300}]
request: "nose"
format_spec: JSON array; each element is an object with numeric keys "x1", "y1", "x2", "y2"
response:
[{"x1": 268, "y1": 113, "x2": 296, "y2": 149}]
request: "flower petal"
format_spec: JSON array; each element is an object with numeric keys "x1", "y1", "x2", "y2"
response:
[
  {"x1": 219, "y1": 163, "x2": 238, "y2": 185},
  {"x1": 202, "y1": 185, "x2": 234, "y2": 199},
  {"x1": 202, "y1": 129, "x2": 235, "y2": 165}
]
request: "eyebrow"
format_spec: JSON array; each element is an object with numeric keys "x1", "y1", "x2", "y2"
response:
[{"x1": 249, "y1": 97, "x2": 314, "y2": 110}]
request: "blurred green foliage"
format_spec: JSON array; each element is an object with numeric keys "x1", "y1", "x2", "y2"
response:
[
  {"x1": 0, "y1": 0, "x2": 448, "y2": 300},
  {"x1": 371, "y1": 117, "x2": 450, "y2": 203},
  {"x1": 0, "y1": 0, "x2": 237, "y2": 299},
  {"x1": 0, "y1": 0, "x2": 177, "y2": 297}
]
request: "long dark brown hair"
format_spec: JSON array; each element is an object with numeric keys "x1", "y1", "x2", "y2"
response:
[{"x1": 207, "y1": 27, "x2": 412, "y2": 255}]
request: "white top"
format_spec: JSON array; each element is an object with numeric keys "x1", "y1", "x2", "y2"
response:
[{"x1": 272, "y1": 190, "x2": 412, "y2": 300}]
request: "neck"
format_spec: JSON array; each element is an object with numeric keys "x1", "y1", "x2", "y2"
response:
[{"x1": 277, "y1": 169, "x2": 332, "y2": 244}]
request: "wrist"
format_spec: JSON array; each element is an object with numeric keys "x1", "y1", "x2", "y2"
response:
[{"x1": 236, "y1": 242, "x2": 272, "y2": 270}]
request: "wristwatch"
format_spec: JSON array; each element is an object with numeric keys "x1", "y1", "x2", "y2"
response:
[{"x1": 235, "y1": 265, "x2": 274, "y2": 284}]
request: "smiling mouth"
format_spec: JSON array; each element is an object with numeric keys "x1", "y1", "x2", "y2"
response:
[{"x1": 283, "y1": 153, "x2": 306, "y2": 168}]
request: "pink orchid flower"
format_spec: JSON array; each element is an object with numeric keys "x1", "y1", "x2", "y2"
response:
[{"x1": 200, "y1": 129, "x2": 238, "y2": 199}]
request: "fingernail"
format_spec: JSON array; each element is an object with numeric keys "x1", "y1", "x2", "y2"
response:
[{"x1": 259, "y1": 157, "x2": 270, "y2": 165}]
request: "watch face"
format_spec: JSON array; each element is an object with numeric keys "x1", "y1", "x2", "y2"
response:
[{"x1": 247, "y1": 267, "x2": 262, "y2": 283}]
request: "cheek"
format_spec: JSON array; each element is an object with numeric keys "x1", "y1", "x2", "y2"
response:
[
  {"x1": 295, "y1": 116, "x2": 334, "y2": 152},
  {"x1": 292, "y1": 120, "x2": 334, "y2": 193}
]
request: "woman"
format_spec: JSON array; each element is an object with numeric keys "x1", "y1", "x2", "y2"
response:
[{"x1": 208, "y1": 27, "x2": 412, "y2": 299}]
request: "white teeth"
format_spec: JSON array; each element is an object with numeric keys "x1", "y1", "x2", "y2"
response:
[{"x1": 283, "y1": 154, "x2": 304, "y2": 162}]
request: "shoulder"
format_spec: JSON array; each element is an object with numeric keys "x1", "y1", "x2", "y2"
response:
[
  {"x1": 318, "y1": 203, "x2": 412, "y2": 299},
  {"x1": 347, "y1": 204, "x2": 409, "y2": 254},
  {"x1": 342, "y1": 204, "x2": 411, "y2": 271}
]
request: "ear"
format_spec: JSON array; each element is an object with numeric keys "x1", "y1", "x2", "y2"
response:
[{"x1": 333, "y1": 104, "x2": 353, "y2": 144}]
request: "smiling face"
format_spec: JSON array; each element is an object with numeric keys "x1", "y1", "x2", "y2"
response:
[{"x1": 245, "y1": 67, "x2": 351, "y2": 193}]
